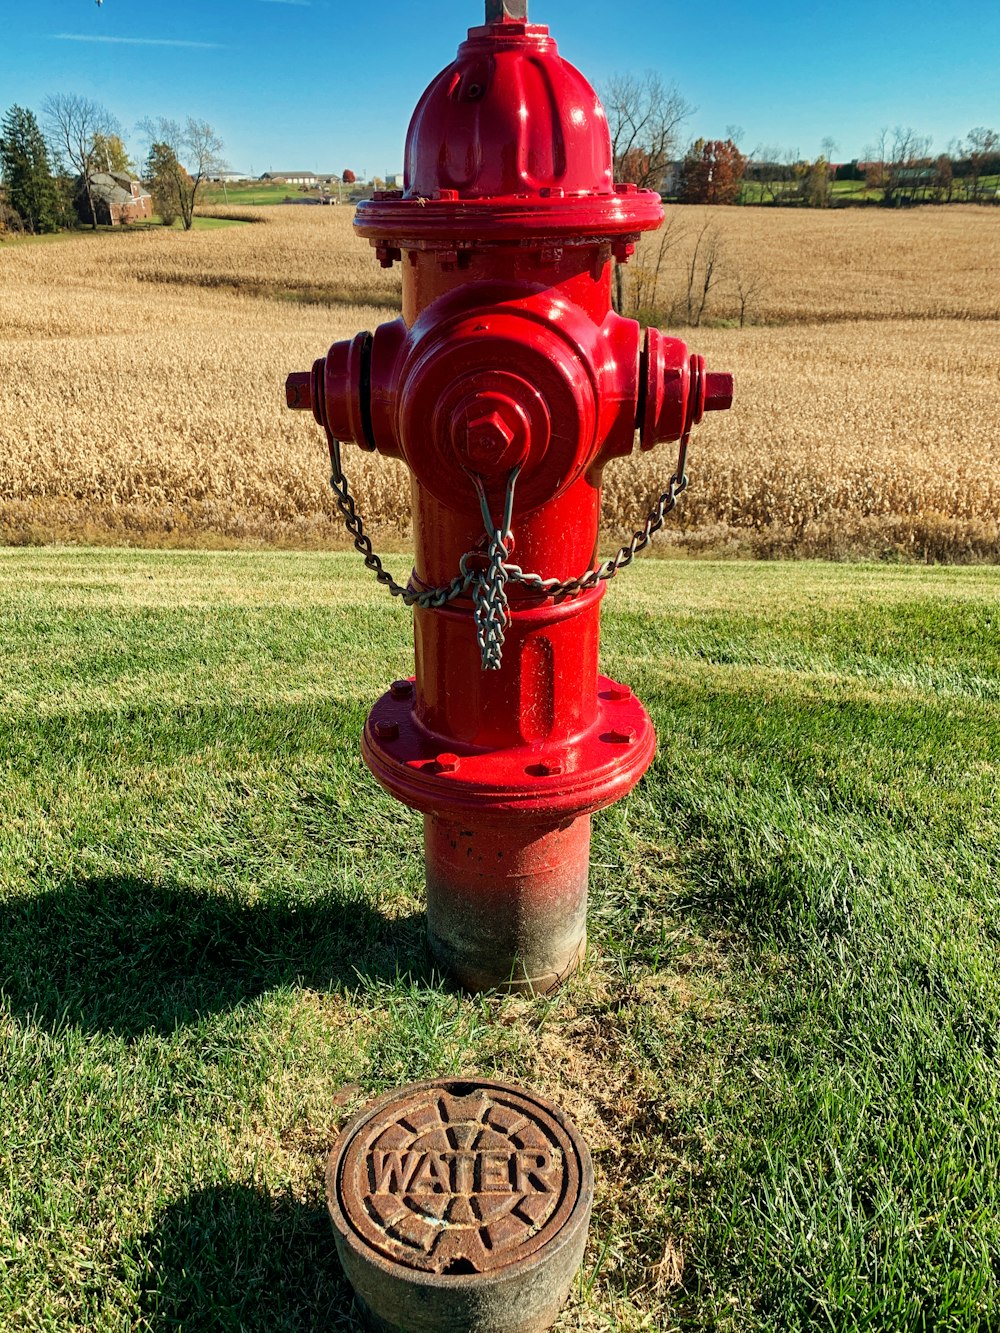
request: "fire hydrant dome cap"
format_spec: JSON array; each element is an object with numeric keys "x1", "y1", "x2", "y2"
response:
[
  {"x1": 356, "y1": 20, "x2": 663, "y2": 244},
  {"x1": 408, "y1": 24, "x2": 609, "y2": 200}
]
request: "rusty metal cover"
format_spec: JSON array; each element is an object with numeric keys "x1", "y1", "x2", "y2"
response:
[{"x1": 328, "y1": 1079, "x2": 593, "y2": 1332}]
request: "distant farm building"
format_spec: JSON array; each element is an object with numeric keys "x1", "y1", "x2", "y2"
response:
[
  {"x1": 260, "y1": 171, "x2": 321, "y2": 185},
  {"x1": 659, "y1": 161, "x2": 683, "y2": 196},
  {"x1": 76, "y1": 172, "x2": 153, "y2": 226}
]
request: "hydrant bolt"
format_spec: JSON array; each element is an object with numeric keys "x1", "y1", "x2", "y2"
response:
[
  {"x1": 452, "y1": 396, "x2": 529, "y2": 476},
  {"x1": 485, "y1": 0, "x2": 528, "y2": 20},
  {"x1": 604, "y1": 684, "x2": 633, "y2": 702},
  {"x1": 285, "y1": 372, "x2": 312, "y2": 412},
  {"x1": 467, "y1": 411, "x2": 514, "y2": 451}
]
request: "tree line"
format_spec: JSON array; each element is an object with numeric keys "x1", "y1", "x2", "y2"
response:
[
  {"x1": 605, "y1": 74, "x2": 998, "y2": 208},
  {"x1": 0, "y1": 94, "x2": 225, "y2": 235},
  {"x1": 2, "y1": 79, "x2": 996, "y2": 237},
  {"x1": 745, "y1": 127, "x2": 1000, "y2": 208}
]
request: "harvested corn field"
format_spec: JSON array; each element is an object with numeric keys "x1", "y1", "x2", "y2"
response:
[{"x1": 0, "y1": 205, "x2": 997, "y2": 558}]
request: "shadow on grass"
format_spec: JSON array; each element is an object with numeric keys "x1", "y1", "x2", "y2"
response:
[
  {"x1": 0, "y1": 876, "x2": 432, "y2": 1038},
  {"x1": 135, "y1": 1184, "x2": 364, "y2": 1332}
]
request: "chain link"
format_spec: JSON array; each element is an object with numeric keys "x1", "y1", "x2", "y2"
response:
[
  {"x1": 323, "y1": 427, "x2": 689, "y2": 669},
  {"x1": 500, "y1": 469, "x2": 688, "y2": 599},
  {"x1": 463, "y1": 469, "x2": 518, "y2": 670},
  {"x1": 328, "y1": 437, "x2": 471, "y2": 610}
]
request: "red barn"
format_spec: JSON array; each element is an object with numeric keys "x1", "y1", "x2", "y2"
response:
[{"x1": 77, "y1": 172, "x2": 154, "y2": 226}]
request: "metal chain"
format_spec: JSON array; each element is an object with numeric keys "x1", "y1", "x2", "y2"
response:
[
  {"x1": 323, "y1": 426, "x2": 689, "y2": 669},
  {"x1": 462, "y1": 469, "x2": 519, "y2": 671},
  {"x1": 500, "y1": 469, "x2": 689, "y2": 599},
  {"x1": 327, "y1": 436, "x2": 471, "y2": 610}
]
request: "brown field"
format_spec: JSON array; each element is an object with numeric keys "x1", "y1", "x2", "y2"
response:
[{"x1": 0, "y1": 204, "x2": 997, "y2": 559}]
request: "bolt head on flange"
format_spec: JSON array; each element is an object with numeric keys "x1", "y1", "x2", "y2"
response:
[{"x1": 328, "y1": 1079, "x2": 593, "y2": 1333}]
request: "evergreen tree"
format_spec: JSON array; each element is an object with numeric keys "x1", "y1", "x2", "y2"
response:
[{"x1": 0, "y1": 104, "x2": 59, "y2": 233}]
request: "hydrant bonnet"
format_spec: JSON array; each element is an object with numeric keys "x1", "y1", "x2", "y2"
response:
[{"x1": 357, "y1": 9, "x2": 665, "y2": 245}]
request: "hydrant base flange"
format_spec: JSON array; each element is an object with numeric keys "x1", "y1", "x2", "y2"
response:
[{"x1": 362, "y1": 675, "x2": 656, "y2": 821}]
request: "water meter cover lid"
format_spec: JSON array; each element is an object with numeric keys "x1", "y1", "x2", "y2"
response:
[{"x1": 328, "y1": 1078, "x2": 593, "y2": 1280}]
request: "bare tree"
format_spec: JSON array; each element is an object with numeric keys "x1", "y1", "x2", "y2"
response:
[
  {"x1": 604, "y1": 72, "x2": 692, "y2": 192},
  {"x1": 42, "y1": 94, "x2": 120, "y2": 229},
  {"x1": 963, "y1": 127, "x2": 1000, "y2": 202},
  {"x1": 866, "y1": 126, "x2": 932, "y2": 207},
  {"x1": 626, "y1": 212, "x2": 686, "y2": 319},
  {"x1": 685, "y1": 223, "x2": 724, "y2": 327},
  {"x1": 137, "y1": 117, "x2": 226, "y2": 229},
  {"x1": 748, "y1": 144, "x2": 800, "y2": 205},
  {"x1": 603, "y1": 72, "x2": 691, "y2": 312},
  {"x1": 730, "y1": 260, "x2": 768, "y2": 328},
  {"x1": 747, "y1": 143, "x2": 779, "y2": 204}
]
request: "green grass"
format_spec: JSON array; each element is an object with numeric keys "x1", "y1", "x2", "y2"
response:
[
  {"x1": 735, "y1": 179, "x2": 878, "y2": 206},
  {"x1": 1, "y1": 551, "x2": 997, "y2": 1331},
  {"x1": 165, "y1": 215, "x2": 247, "y2": 230},
  {"x1": 198, "y1": 183, "x2": 344, "y2": 208}
]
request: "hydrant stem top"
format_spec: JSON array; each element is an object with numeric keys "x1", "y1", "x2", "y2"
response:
[{"x1": 485, "y1": 0, "x2": 528, "y2": 20}]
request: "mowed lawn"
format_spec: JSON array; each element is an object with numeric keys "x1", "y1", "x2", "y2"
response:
[{"x1": 1, "y1": 550, "x2": 997, "y2": 1333}]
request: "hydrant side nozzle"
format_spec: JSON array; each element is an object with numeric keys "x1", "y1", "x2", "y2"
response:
[
  {"x1": 285, "y1": 334, "x2": 379, "y2": 452},
  {"x1": 285, "y1": 371, "x2": 313, "y2": 413},
  {"x1": 639, "y1": 327, "x2": 733, "y2": 449},
  {"x1": 705, "y1": 372, "x2": 735, "y2": 414}
]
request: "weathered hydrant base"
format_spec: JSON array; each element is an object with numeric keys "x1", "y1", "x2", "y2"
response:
[
  {"x1": 352, "y1": 1288, "x2": 574, "y2": 1333},
  {"x1": 363, "y1": 675, "x2": 655, "y2": 993},
  {"x1": 328, "y1": 1079, "x2": 594, "y2": 1333},
  {"x1": 425, "y1": 813, "x2": 590, "y2": 994}
]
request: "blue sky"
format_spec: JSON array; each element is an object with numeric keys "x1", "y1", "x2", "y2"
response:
[{"x1": 2, "y1": 0, "x2": 998, "y2": 175}]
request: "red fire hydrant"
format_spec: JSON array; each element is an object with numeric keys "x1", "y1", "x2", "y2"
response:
[{"x1": 287, "y1": 0, "x2": 732, "y2": 994}]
